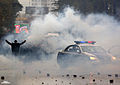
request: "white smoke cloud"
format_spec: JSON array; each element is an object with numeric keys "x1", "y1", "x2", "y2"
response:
[
  {"x1": 0, "y1": 7, "x2": 120, "y2": 80},
  {"x1": 27, "y1": 7, "x2": 120, "y2": 52},
  {"x1": 21, "y1": 7, "x2": 120, "y2": 73},
  {"x1": 0, "y1": 7, "x2": 120, "y2": 85}
]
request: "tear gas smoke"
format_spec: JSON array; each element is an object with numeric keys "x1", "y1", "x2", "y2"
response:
[{"x1": 0, "y1": 7, "x2": 120, "y2": 77}]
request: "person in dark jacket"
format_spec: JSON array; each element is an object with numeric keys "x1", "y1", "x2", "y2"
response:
[{"x1": 5, "y1": 40, "x2": 26, "y2": 55}]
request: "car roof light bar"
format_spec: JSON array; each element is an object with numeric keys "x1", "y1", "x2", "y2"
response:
[{"x1": 74, "y1": 41, "x2": 96, "y2": 44}]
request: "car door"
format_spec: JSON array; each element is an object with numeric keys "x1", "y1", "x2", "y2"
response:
[{"x1": 57, "y1": 45, "x2": 82, "y2": 63}]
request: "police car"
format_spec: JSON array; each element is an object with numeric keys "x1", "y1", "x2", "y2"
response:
[{"x1": 57, "y1": 41, "x2": 116, "y2": 68}]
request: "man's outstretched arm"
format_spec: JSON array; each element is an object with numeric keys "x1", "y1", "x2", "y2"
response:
[
  {"x1": 5, "y1": 40, "x2": 12, "y2": 45},
  {"x1": 20, "y1": 40, "x2": 26, "y2": 45}
]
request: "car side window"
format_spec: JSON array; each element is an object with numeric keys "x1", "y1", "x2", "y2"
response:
[{"x1": 64, "y1": 45, "x2": 81, "y2": 53}]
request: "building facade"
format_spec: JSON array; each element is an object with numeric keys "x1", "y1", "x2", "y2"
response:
[
  {"x1": 18, "y1": 0, "x2": 59, "y2": 15},
  {"x1": 16, "y1": 0, "x2": 59, "y2": 24}
]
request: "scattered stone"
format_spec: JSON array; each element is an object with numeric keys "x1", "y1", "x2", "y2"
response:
[
  {"x1": 82, "y1": 77, "x2": 85, "y2": 79},
  {"x1": 1, "y1": 76, "x2": 5, "y2": 80},
  {"x1": 109, "y1": 80, "x2": 114, "y2": 84},
  {"x1": 115, "y1": 74, "x2": 118, "y2": 77},
  {"x1": 93, "y1": 79, "x2": 95, "y2": 82},
  {"x1": 73, "y1": 75, "x2": 77, "y2": 78},
  {"x1": 47, "y1": 73, "x2": 50, "y2": 77},
  {"x1": 66, "y1": 74, "x2": 70, "y2": 77},
  {"x1": 97, "y1": 72, "x2": 100, "y2": 75},
  {"x1": 61, "y1": 81, "x2": 63, "y2": 83},
  {"x1": 1, "y1": 81, "x2": 11, "y2": 85},
  {"x1": 108, "y1": 74, "x2": 112, "y2": 77}
]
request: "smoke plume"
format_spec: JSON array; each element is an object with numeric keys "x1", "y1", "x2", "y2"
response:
[{"x1": 0, "y1": 7, "x2": 120, "y2": 77}]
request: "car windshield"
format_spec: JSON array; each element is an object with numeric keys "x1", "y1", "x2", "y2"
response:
[{"x1": 81, "y1": 46, "x2": 106, "y2": 53}]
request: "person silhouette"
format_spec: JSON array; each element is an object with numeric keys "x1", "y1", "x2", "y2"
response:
[{"x1": 5, "y1": 40, "x2": 26, "y2": 55}]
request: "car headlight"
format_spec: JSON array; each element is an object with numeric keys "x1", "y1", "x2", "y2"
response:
[
  {"x1": 90, "y1": 56, "x2": 97, "y2": 60},
  {"x1": 112, "y1": 56, "x2": 117, "y2": 60}
]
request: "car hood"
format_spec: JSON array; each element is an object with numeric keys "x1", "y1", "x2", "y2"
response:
[{"x1": 83, "y1": 52, "x2": 112, "y2": 60}]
